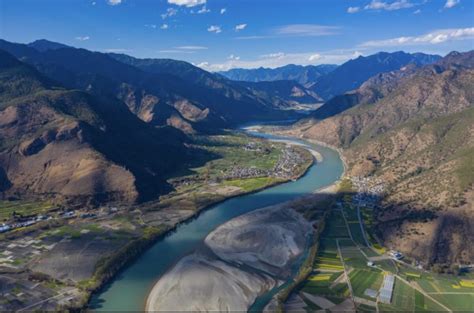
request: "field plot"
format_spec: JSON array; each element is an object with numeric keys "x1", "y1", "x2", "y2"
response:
[
  {"x1": 322, "y1": 210, "x2": 351, "y2": 239},
  {"x1": 301, "y1": 271, "x2": 349, "y2": 299},
  {"x1": 348, "y1": 222, "x2": 367, "y2": 246},
  {"x1": 0, "y1": 200, "x2": 54, "y2": 221},
  {"x1": 379, "y1": 278, "x2": 414, "y2": 311},
  {"x1": 339, "y1": 240, "x2": 368, "y2": 269},
  {"x1": 349, "y1": 269, "x2": 383, "y2": 300}
]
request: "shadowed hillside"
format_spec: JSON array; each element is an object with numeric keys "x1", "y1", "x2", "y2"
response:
[{"x1": 0, "y1": 50, "x2": 198, "y2": 205}]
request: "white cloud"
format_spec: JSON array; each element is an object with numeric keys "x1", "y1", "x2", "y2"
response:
[
  {"x1": 360, "y1": 27, "x2": 474, "y2": 47},
  {"x1": 92, "y1": 1, "x2": 97, "y2": 5},
  {"x1": 444, "y1": 0, "x2": 460, "y2": 9},
  {"x1": 158, "y1": 50, "x2": 195, "y2": 54},
  {"x1": 274, "y1": 24, "x2": 340, "y2": 37},
  {"x1": 175, "y1": 45, "x2": 207, "y2": 50},
  {"x1": 196, "y1": 49, "x2": 362, "y2": 72},
  {"x1": 220, "y1": 8, "x2": 226, "y2": 14},
  {"x1": 197, "y1": 6, "x2": 210, "y2": 14},
  {"x1": 235, "y1": 24, "x2": 247, "y2": 31},
  {"x1": 347, "y1": 6, "x2": 360, "y2": 13},
  {"x1": 227, "y1": 54, "x2": 240, "y2": 60},
  {"x1": 207, "y1": 25, "x2": 222, "y2": 33},
  {"x1": 308, "y1": 53, "x2": 322, "y2": 61},
  {"x1": 168, "y1": 0, "x2": 205, "y2": 7},
  {"x1": 103, "y1": 48, "x2": 131, "y2": 53},
  {"x1": 196, "y1": 61, "x2": 209, "y2": 68},
  {"x1": 75, "y1": 36, "x2": 90, "y2": 41},
  {"x1": 364, "y1": 0, "x2": 415, "y2": 11},
  {"x1": 161, "y1": 24, "x2": 169, "y2": 30},
  {"x1": 145, "y1": 24, "x2": 157, "y2": 29},
  {"x1": 260, "y1": 52, "x2": 285, "y2": 59},
  {"x1": 162, "y1": 7, "x2": 178, "y2": 19},
  {"x1": 413, "y1": 9, "x2": 421, "y2": 14},
  {"x1": 107, "y1": 0, "x2": 121, "y2": 5}
]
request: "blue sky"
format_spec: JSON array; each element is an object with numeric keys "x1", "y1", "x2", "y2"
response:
[{"x1": 1, "y1": 0, "x2": 473, "y2": 71}]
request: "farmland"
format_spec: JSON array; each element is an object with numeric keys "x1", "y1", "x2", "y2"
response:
[{"x1": 283, "y1": 178, "x2": 474, "y2": 312}]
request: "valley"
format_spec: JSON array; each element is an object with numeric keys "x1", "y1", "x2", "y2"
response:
[
  {"x1": 0, "y1": 4, "x2": 473, "y2": 309},
  {"x1": 0, "y1": 129, "x2": 315, "y2": 311}
]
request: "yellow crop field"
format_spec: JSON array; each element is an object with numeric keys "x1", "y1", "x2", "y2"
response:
[
  {"x1": 459, "y1": 280, "x2": 474, "y2": 288},
  {"x1": 318, "y1": 264, "x2": 344, "y2": 271},
  {"x1": 309, "y1": 274, "x2": 331, "y2": 281}
]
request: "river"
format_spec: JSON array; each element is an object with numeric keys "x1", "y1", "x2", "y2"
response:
[{"x1": 89, "y1": 126, "x2": 344, "y2": 311}]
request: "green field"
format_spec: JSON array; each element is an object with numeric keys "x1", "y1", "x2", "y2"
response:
[
  {"x1": 223, "y1": 176, "x2": 283, "y2": 192},
  {"x1": 322, "y1": 210, "x2": 351, "y2": 239},
  {"x1": 288, "y1": 184, "x2": 474, "y2": 313},
  {"x1": 349, "y1": 269, "x2": 383, "y2": 300},
  {"x1": 0, "y1": 200, "x2": 54, "y2": 221}
]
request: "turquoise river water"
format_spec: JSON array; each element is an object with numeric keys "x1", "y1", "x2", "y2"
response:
[{"x1": 90, "y1": 127, "x2": 344, "y2": 311}]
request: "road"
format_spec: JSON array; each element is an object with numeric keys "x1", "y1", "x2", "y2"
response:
[
  {"x1": 17, "y1": 291, "x2": 71, "y2": 312},
  {"x1": 336, "y1": 238, "x2": 356, "y2": 312}
]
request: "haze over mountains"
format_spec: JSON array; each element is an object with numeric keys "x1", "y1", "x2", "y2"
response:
[
  {"x1": 218, "y1": 64, "x2": 337, "y2": 87},
  {"x1": 220, "y1": 52, "x2": 441, "y2": 101}
]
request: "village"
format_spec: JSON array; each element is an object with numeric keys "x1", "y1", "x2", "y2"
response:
[{"x1": 224, "y1": 144, "x2": 309, "y2": 180}]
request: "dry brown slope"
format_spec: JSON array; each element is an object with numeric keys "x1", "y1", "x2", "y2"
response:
[
  {"x1": 294, "y1": 51, "x2": 474, "y2": 265},
  {"x1": 0, "y1": 50, "x2": 191, "y2": 205}
]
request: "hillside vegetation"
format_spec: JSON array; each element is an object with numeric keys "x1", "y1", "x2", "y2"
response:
[{"x1": 290, "y1": 51, "x2": 474, "y2": 265}]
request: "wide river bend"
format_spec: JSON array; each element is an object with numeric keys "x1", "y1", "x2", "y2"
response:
[{"x1": 90, "y1": 127, "x2": 344, "y2": 311}]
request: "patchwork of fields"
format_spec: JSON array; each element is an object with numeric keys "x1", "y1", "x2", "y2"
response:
[{"x1": 284, "y1": 180, "x2": 474, "y2": 312}]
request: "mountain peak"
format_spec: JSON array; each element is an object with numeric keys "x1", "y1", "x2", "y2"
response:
[{"x1": 28, "y1": 39, "x2": 71, "y2": 52}]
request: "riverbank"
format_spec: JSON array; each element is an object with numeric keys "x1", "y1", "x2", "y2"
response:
[
  {"x1": 88, "y1": 127, "x2": 344, "y2": 312},
  {"x1": 145, "y1": 131, "x2": 347, "y2": 312},
  {"x1": 245, "y1": 124, "x2": 348, "y2": 175},
  {"x1": 145, "y1": 202, "x2": 313, "y2": 312}
]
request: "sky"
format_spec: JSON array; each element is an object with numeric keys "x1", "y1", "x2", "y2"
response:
[{"x1": 1, "y1": 0, "x2": 473, "y2": 71}]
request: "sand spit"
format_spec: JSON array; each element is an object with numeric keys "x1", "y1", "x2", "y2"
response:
[
  {"x1": 145, "y1": 254, "x2": 276, "y2": 312},
  {"x1": 205, "y1": 205, "x2": 313, "y2": 276},
  {"x1": 145, "y1": 205, "x2": 313, "y2": 312}
]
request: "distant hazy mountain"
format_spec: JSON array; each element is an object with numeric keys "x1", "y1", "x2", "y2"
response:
[
  {"x1": 235, "y1": 80, "x2": 323, "y2": 108},
  {"x1": 0, "y1": 39, "x2": 294, "y2": 134},
  {"x1": 0, "y1": 49, "x2": 193, "y2": 204},
  {"x1": 218, "y1": 64, "x2": 337, "y2": 87},
  {"x1": 312, "y1": 51, "x2": 441, "y2": 100},
  {"x1": 292, "y1": 51, "x2": 474, "y2": 265}
]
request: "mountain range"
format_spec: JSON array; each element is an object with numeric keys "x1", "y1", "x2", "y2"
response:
[
  {"x1": 0, "y1": 39, "x2": 470, "y2": 258},
  {"x1": 0, "y1": 39, "x2": 309, "y2": 134},
  {"x1": 219, "y1": 52, "x2": 441, "y2": 101},
  {"x1": 218, "y1": 64, "x2": 337, "y2": 87},
  {"x1": 0, "y1": 49, "x2": 196, "y2": 205},
  {"x1": 288, "y1": 51, "x2": 474, "y2": 264}
]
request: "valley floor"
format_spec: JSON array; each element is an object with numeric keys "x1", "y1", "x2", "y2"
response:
[{"x1": 0, "y1": 132, "x2": 313, "y2": 311}]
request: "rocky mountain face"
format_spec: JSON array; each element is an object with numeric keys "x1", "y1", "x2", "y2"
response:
[
  {"x1": 312, "y1": 63, "x2": 420, "y2": 119},
  {"x1": 0, "y1": 40, "x2": 294, "y2": 134},
  {"x1": 218, "y1": 64, "x2": 337, "y2": 87},
  {"x1": 0, "y1": 50, "x2": 195, "y2": 205},
  {"x1": 311, "y1": 51, "x2": 441, "y2": 100},
  {"x1": 291, "y1": 51, "x2": 474, "y2": 265}
]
